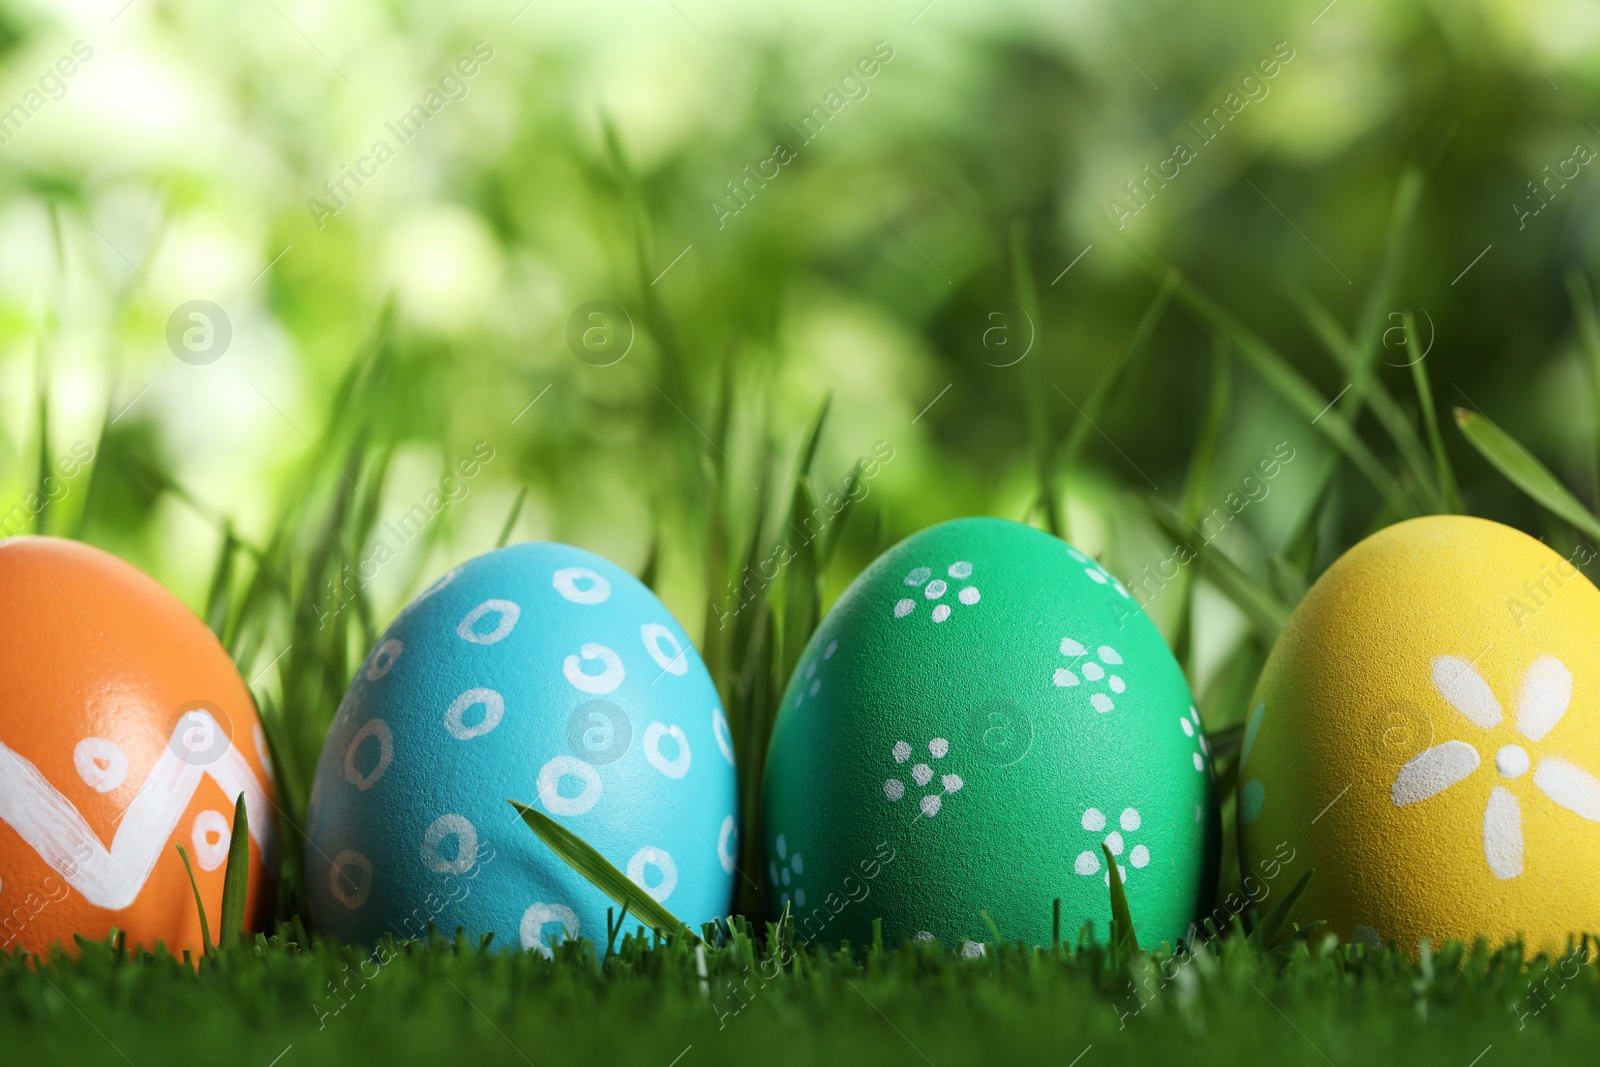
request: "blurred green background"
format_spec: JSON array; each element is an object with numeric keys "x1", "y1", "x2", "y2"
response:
[{"x1": 4, "y1": 0, "x2": 1600, "y2": 902}]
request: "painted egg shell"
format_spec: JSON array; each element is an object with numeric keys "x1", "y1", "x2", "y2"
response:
[
  {"x1": 0, "y1": 537, "x2": 277, "y2": 956},
  {"x1": 762, "y1": 517, "x2": 1217, "y2": 948},
  {"x1": 305, "y1": 543, "x2": 737, "y2": 952},
  {"x1": 1240, "y1": 516, "x2": 1600, "y2": 955}
]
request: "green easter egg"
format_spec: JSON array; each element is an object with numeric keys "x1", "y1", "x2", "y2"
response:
[{"x1": 762, "y1": 517, "x2": 1218, "y2": 949}]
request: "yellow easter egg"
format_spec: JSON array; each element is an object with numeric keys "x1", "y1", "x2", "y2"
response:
[{"x1": 1238, "y1": 515, "x2": 1600, "y2": 956}]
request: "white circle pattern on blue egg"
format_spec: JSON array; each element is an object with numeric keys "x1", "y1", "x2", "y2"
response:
[{"x1": 305, "y1": 543, "x2": 737, "y2": 953}]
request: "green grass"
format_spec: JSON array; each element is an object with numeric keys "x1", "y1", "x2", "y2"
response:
[{"x1": 4, "y1": 923, "x2": 1596, "y2": 1065}]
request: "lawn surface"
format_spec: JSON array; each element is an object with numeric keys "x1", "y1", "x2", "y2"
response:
[{"x1": 3, "y1": 927, "x2": 1593, "y2": 1066}]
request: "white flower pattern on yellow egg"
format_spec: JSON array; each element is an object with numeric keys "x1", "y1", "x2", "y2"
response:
[{"x1": 1392, "y1": 654, "x2": 1600, "y2": 879}]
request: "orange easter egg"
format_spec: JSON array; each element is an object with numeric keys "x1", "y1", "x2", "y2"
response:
[{"x1": 0, "y1": 537, "x2": 276, "y2": 957}]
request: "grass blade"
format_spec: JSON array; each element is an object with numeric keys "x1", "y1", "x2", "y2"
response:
[
  {"x1": 604, "y1": 903, "x2": 634, "y2": 963},
  {"x1": 638, "y1": 526, "x2": 662, "y2": 591},
  {"x1": 204, "y1": 524, "x2": 237, "y2": 639},
  {"x1": 1145, "y1": 501, "x2": 1291, "y2": 642},
  {"x1": 175, "y1": 843, "x2": 213, "y2": 957},
  {"x1": 1265, "y1": 169, "x2": 1427, "y2": 556},
  {"x1": 1138, "y1": 255, "x2": 1403, "y2": 509},
  {"x1": 1568, "y1": 268, "x2": 1600, "y2": 381},
  {"x1": 1454, "y1": 408, "x2": 1600, "y2": 541},
  {"x1": 1056, "y1": 270, "x2": 1177, "y2": 476},
  {"x1": 1270, "y1": 920, "x2": 1328, "y2": 958},
  {"x1": 1564, "y1": 269, "x2": 1600, "y2": 505},
  {"x1": 219, "y1": 793, "x2": 251, "y2": 950},
  {"x1": 1205, "y1": 295, "x2": 1393, "y2": 496},
  {"x1": 1179, "y1": 339, "x2": 1231, "y2": 528},
  {"x1": 1405, "y1": 314, "x2": 1461, "y2": 512},
  {"x1": 1199, "y1": 551, "x2": 1290, "y2": 642},
  {"x1": 1011, "y1": 223, "x2": 1059, "y2": 537},
  {"x1": 1351, "y1": 168, "x2": 1425, "y2": 367},
  {"x1": 1103, "y1": 843, "x2": 1140, "y2": 957},
  {"x1": 509, "y1": 800, "x2": 696, "y2": 943},
  {"x1": 779, "y1": 476, "x2": 823, "y2": 685},
  {"x1": 816, "y1": 461, "x2": 864, "y2": 568},
  {"x1": 604, "y1": 115, "x2": 695, "y2": 419},
  {"x1": 798, "y1": 394, "x2": 832, "y2": 478},
  {"x1": 980, "y1": 908, "x2": 1004, "y2": 947},
  {"x1": 1171, "y1": 339, "x2": 1231, "y2": 671},
  {"x1": 1248, "y1": 867, "x2": 1314, "y2": 951},
  {"x1": 33, "y1": 351, "x2": 50, "y2": 534},
  {"x1": 496, "y1": 486, "x2": 528, "y2": 548},
  {"x1": 1291, "y1": 286, "x2": 1443, "y2": 511}
]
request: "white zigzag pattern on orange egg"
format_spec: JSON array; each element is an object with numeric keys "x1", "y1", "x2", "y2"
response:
[{"x1": 0, "y1": 712, "x2": 273, "y2": 910}]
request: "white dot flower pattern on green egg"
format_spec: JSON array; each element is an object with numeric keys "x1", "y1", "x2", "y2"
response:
[
  {"x1": 305, "y1": 543, "x2": 737, "y2": 953},
  {"x1": 1180, "y1": 705, "x2": 1213, "y2": 776},
  {"x1": 1053, "y1": 637, "x2": 1128, "y2": 714},
  {"x1": 882, "y1": 737, "x2": 965, "y2": 817},
  {"x1": 791, "y1": 640, "x2": 839, "y2": 709},
  {"x1": 1067, "y1": 546, "x2": 1131, "y2": 598},
  {"x1": 1073, "y1": 807, "x2": 1151, "y2": 886},
  {"x1": 770, "y1": 833, "x2": 807, "y2": 909},
  {"x1": 892, "y1": 560, "x2": 982, "y2": 623},
  {"x1": 763, "y1": 517, "x2": 1219, "y2": 949}
]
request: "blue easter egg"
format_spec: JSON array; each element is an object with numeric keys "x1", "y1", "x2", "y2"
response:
[{"x1": 305, "y1": 543, "x2": 738, "y2": 953}]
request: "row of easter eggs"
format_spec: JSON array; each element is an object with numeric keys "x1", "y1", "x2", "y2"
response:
[{"x1": 0, "y1": 515, "x2": 1595, "y2": 958}]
